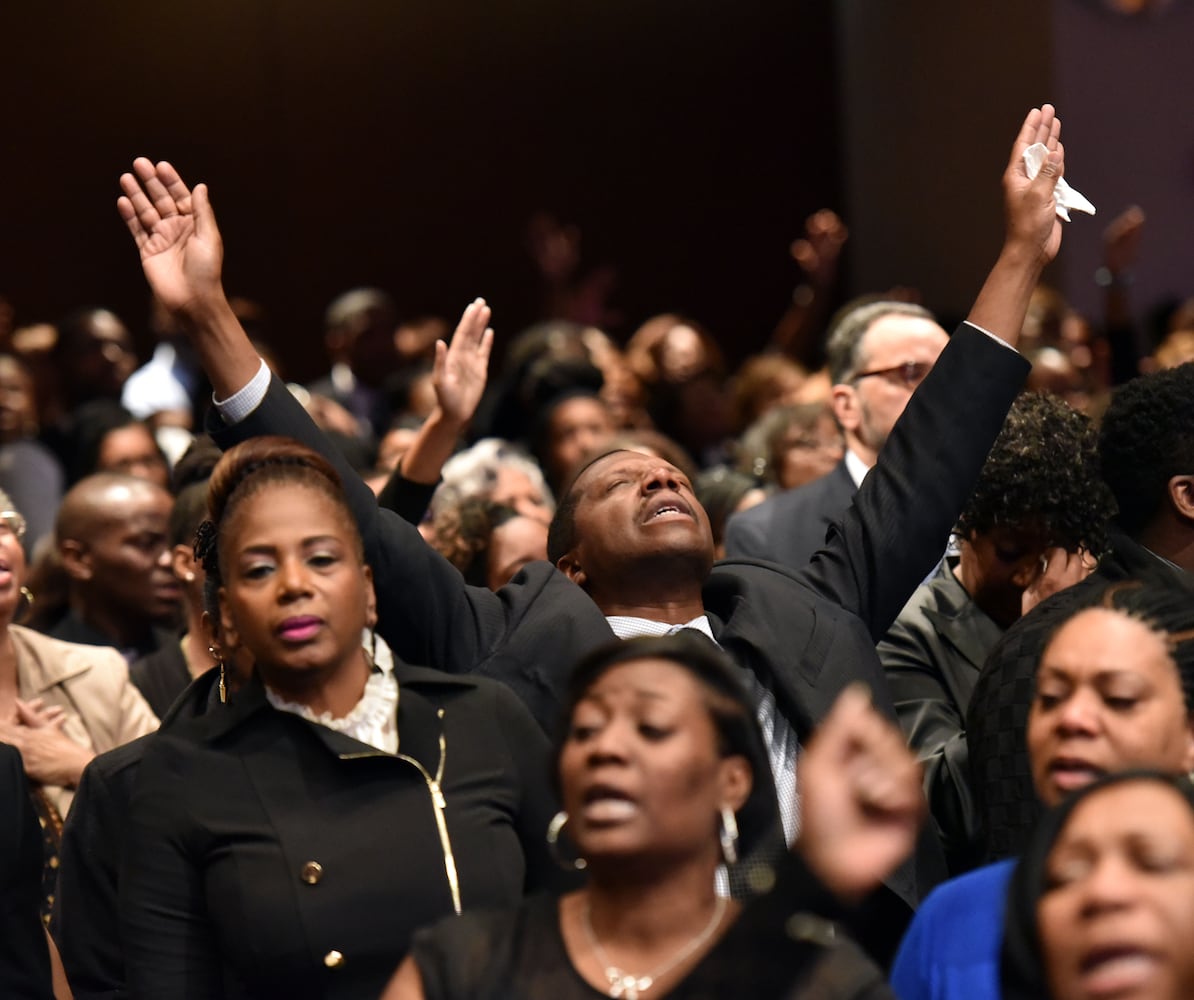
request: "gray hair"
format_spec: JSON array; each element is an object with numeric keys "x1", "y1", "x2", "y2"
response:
[
  {"x1": 429, "y1": 438, "x2": 555, "y2": 520},
  {"x1": 825, "y1": 300, "x2": 935, "y2": 385}
]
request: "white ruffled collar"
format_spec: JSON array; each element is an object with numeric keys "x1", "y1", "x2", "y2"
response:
[{"x1": 265, "y1": 658, "x2": 399, "y2": 754}]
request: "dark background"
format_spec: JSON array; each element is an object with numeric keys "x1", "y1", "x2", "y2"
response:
[{"x1": 1, "y1": 1, "x2": 840, "y2": 380}]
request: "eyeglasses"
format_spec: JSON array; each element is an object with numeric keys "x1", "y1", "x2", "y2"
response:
[
  {"x1": 851, "y1": 361, "x2": 932, "y2": 388},
  {"x1": 0, "y1": 510, "x2": 26, "y2": 540}
]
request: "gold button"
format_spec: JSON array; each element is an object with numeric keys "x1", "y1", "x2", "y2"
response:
[
  {"x1": 323, "y1": 950, "x2": 345, "y2": 969},
  {"x1": 300, "y1": 861, "x2": 324, "y2": 885}
]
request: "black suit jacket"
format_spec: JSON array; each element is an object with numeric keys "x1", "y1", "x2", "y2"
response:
[
  {"x1": 51, "y1": 668, "x2": 219, "y2": 1000},
  {"x1": 211, "y1": 323, "x2": 1029, "y2": 925},
  {"x1": 120, "y1": 667, "x2": 557, "y2": 1000},
  {"x1": 724, "y1": 459, "x2": 857, "y2": 567},
  {"x1": 878, "y1": 559, "x2": 1004, "y2": 874},
  {"x1": 47, "y1": 613, "x2": 174, "y2": 665},
  {"x1": 1, "y1": 743, "x2": 53, "y2": 1000}
]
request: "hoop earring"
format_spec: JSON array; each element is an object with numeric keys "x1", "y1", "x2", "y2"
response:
[
  {"x1": 19, "y1": 586, "x2": 34, "y2": 608},
  {"x1": 546, "y1": 811, "x2": 587, "y2": 871},
  {"x1": 719, "y1": 805, "x2": 739, "y2": 865}
]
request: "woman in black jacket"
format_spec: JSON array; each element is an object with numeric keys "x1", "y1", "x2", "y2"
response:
[{"x1": 120, "y1": 437, "x2": 561, "y2": 999}]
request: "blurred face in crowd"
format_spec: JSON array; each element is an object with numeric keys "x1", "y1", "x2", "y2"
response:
[
  {"x1": 0, "y1": 356, "x2": 36, "y2": 443},
  {"x1": 485, "y1": 515, "x2": 548, "y2": 590},
  {"x1": 832, "y1": 314, "x2": 948, "y2": 464},
  {"x1": 546, "y1": 395, "x2": 615, "y2": 489},
  {"x1": 1038, "y1": 779, "x2": 1194, "y2": 1000},
  {"x1": 97, "y1": 423, "x2": 170, "y2": 489},
  {"x1": 1027, "y1": 608, "x2": 1194, "y2": 808},
  {"x1": 64, "y1": 310, "x2": 137, "y2": 401},
  {"x1": 775, "y1": 410, "x2": 844, "y2": 490},
  {"x1": 0, "y1": 508, "x2": 28, "y2": 625},
  {"x1": 490, "y1": 466, "x2": 553, "y2": 526},
  {"x1": 558, "y1": 656, "x2": 750, "y2": 868}
]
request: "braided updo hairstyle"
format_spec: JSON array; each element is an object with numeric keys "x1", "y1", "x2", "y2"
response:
[{"x1": 194, "y1": 436, "x2": 364, "y2": 588}]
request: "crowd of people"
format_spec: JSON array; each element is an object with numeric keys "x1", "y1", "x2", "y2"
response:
[{"x1": 1, "y1": 103, "x2": 1192, "y2": 1000}]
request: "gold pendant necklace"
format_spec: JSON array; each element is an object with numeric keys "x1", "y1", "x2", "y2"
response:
[{"x1": 580, "y1": 894, "x2": 727, "y2": 999}]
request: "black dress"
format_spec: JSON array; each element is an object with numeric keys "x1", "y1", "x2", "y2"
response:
[
  {"x1": 411, "y1": 855, "x2": 895, "y2": 1000},
  {"x1": 120, "y1": 665, "x2": 564, "y2": 1000}
]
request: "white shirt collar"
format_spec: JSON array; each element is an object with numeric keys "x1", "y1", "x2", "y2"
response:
[
  {"x1": 844, "y1": 448, "x2": 872, "y2": 489},
  {"x1": 605, "y1": 614, "x2": 716, "y2": 643}
]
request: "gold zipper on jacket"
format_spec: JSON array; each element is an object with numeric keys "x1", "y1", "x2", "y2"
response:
[
  {"x1": 336, "y1": 719, "x2": 462, "y2": 915},
  {"x1": 396, "y1": 731, "x2": 461, "y2": 915}
]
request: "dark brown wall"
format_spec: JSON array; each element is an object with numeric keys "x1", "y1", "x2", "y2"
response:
[{"x1": 1, "y1": 1, "x2": 840, "y2": 379}]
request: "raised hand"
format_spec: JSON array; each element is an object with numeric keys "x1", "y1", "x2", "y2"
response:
[
  {"x1": 1103, "y1": 204, "x2": 1146, "y2": 276},
  {"x1": 795, "y1": 684, "x2": 924, "y2": 901},
  {"x1": 1002, "y1": 104, "x2": 1065, "y2": 268},
  {"x1": 1021, "y1": 545, "x2": 1097, "y2": 617},
  {"x1": 790, "y1": 209, "x2": 848, "y2": 289},
  {"x1": 117, "y1": 158, "x2": 226, "y2": 318},
  {"x1": 433, "y1": 298, "x2": 495, "y2": 428}
]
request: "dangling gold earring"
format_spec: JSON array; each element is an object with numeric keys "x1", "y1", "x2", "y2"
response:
[
  {"x1": 19, "y1": 586, "x2": 34, "y2": 608},
  {"x1": 210, "y1": 645, "x2": 227, "y2": 704}
]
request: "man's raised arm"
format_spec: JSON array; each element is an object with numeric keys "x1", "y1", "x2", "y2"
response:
[{"x1": 801, "y1": 105, "x2": 1074, "y2": 639}]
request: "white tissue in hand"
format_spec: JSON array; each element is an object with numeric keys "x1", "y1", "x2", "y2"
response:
[{"x1": 1023, "y1": 142, "x2": 1095, "y2": 222}]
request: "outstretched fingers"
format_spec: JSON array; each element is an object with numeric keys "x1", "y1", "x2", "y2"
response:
[
  {"x1": 118, "y1": 168, "x2": 161, "y2": 249},
  {"x1": 452, "y1": 298, "x2": 493, "y2": 348},
  {"x1": 1009, "y1": 107, "x2": 1043, "y2": 168},
  {"x1": 191, "y1": 183, "x2": 220, "y2": 244},
  {"x1": 1009, "y1": 104, "x2": 1061, "y2": 168},
  {"x1": 135, "y1": 158, "x2": 185, "y2": 221},
  {"x1": 154, "y1": 160, "x2": 193, "y2": 213}
]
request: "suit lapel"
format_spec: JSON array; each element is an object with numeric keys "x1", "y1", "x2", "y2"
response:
[{"x1": 922, "y1": 566, "x2": 1003, "y2": 673}]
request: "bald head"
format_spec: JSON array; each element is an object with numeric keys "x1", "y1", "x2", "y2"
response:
[
  {"x1": 57, "y1": 474, "x2": 180, "y2": 640},
  {"x1": 57, "y1": 473, "x2": 171, "y2": 545}
]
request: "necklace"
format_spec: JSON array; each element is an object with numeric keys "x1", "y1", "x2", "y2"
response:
[{"x1": 580, "y1": 893, "x2": 727, "y2": 999}]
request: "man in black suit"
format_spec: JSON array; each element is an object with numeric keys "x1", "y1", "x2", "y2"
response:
[
  {"x1": 117, "y1": 105, "x2": 1069, "y2": 943},
  {"x1": 725, "y1": 299, "x2": 949, "y2": 568}
]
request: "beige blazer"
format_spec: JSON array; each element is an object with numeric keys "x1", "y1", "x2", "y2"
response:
[{"x1": 13, "y1": 624, "x2": 159, "y2": 817}]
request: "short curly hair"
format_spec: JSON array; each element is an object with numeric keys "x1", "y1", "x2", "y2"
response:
[
  {"x1": 1099, "y1": 362, "x2": 1194, "y2": 536},
  {"x1": 956, "y1": 392, "x2": 1113, "y2": 555}
]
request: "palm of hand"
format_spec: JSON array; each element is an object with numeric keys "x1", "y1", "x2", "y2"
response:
[
  {"x1": 140, "y1": 214, "x2": 219, "y2": 312},
  {"x1": 436, "y1": 360, "x2": 484, "y2": 422}
]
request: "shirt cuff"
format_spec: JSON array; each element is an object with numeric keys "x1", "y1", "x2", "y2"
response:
[
  {"x1": 213, "y1": 359, "x2": 270, "y2": 425},
  {"x1": 961, "y1": 320, "x2": 1018, "y2": 354}
]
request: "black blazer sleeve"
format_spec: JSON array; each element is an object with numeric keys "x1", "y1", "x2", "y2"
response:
[
  {"x1": 489, "y1": 682, "x2": 577, "y2": 894},
  {"x1": 0, "y1": 743, "x2": 53, "y2": 1000},
  {"x1": 376, "y1": 470, "x2": 438, "y2": 526},
  {"x1": 208, "y1": 379, "x2": 518, "y2": 676},
  {"x1": 120, "y1": 737, "x2": 224, "y2": 1000},
  {"x1": 798, "y1": 325, "x2": 1029, "y2": 642},
  {"x1": 53, "y1": 739, "x2": 152, "y2": 1000}
]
